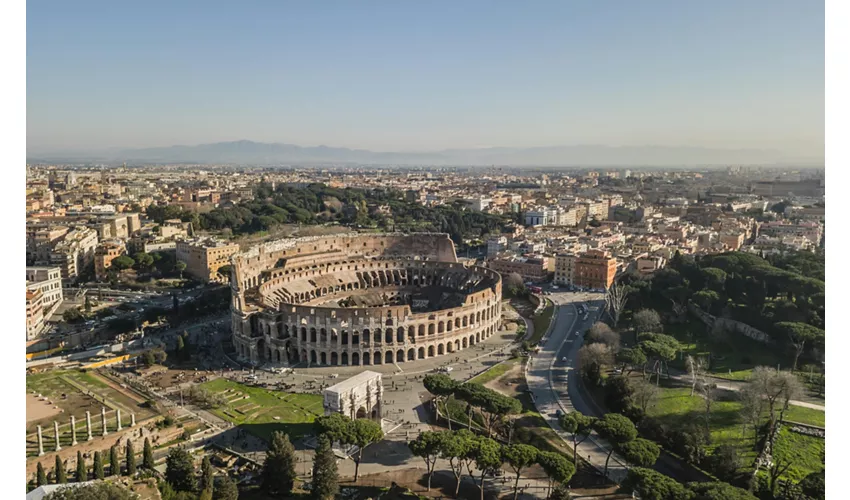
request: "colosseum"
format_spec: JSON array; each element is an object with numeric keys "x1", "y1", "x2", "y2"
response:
[{"x1": 229, "y1": 233, "x2": 503, "y2": 367}]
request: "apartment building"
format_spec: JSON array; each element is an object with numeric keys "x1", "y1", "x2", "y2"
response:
[
  {"x1": 176, "y1": 237, "x2": 239, "y2": 283},
  {"x1": 49, "y1": 227, "x2": 98, "y2": 281},
  {"x1": 554, "y1": 253, "x2": 576, "y2": 286},
  {"x1": 26, "y1": 288, "x2": 45, "y2": 340},
  {"x1": 489, "y1": 255, "x2": 553, "y2": 282},
  {"x1": 95, "y1": 241, "x2": 128, "y2": 280},
  {"x1": 574, "y1": 249, "x2": 618, "y2": 290},
  {"x1": 25, "y1": 266, "x2": 63, "y2": 309}
]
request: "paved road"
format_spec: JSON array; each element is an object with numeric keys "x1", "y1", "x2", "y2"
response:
[{"x1": 525, "y1": 292, "x2": 631, "y2": 483}]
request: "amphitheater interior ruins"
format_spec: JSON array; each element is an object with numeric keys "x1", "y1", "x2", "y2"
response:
[{"x1": 230, "y1": 233, "x2": 503, "y2": 367}]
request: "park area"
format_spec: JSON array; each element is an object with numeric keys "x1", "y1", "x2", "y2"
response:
[
  {"x1": 25, "y1": 368, "x2": 159, "y2": 456},
  {"x1": 199, "y1": 378, "x2": 324, "y2": 442},
  {"x1": 641, "y1": 381, "x2": 825, "y2": 482}
]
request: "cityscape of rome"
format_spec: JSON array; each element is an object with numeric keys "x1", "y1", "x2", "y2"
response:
[{"x1": 22, "y1": 3, "x2": 830, "y2": 500}]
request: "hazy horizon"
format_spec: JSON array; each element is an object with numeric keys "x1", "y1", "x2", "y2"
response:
[{"x1": 27, "y1": 1, "x2": 824, "y2": 158}]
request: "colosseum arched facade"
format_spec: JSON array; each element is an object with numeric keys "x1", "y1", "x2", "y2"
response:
[{"x1": 229, "y1": 233, "x2": 503, "y2": 367}]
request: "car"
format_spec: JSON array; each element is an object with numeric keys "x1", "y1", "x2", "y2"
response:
[{"x1": 561, "y1": 357, "x2": 567, "y2": 362}]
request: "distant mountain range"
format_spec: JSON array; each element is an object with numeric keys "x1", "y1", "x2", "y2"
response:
[{"x1": 26, "y1": 140, "x2": 822, "y2": 166}]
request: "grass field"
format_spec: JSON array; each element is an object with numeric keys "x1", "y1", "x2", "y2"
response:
[
  {"x1": 645, "y1": 384, "x2": 825, "y2": 480},
  {"x1": 200, "y1": 378, "x2": 324, "y2": 442},
  {"x1": 529, "y1": 299, "x2": 554, "y2": 344},
  {"x1": 664, "y1": 320, "x2": 786, "y2": 381},
  {"x1": 771, "y1": 427, "x2": 825, "y2": 482},
  {"x1": 469, "y1": 357, "x2": 523, "y2": 385}
]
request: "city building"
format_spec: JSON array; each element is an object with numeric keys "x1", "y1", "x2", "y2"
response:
[
  {"x1": 489, "y1": 255, "x2": 552, "y2": 282},
  {"x1": 49, "y1": 227, "x2": 98, "y2": 282},
  {"x1": 574, "y1": 249, "x2": 618, "y2": 290},
  {"x1": 95, "y1": 241, "x2": 128, "y2": 280},
  {"x1": 554, "y1": 253, "x2": 576, "y2": 286},
  {"x1": 25, "y1": 267, "x2": 63, "y2": 310},
  {"x1": 26, "y1": 288, "x2": 45, "y2": 340},
  {"x1": 486, "y1": 236, "x2": 508, "y2": 257},
  {"x1": 176, "y1": 237, "x2": 240, "y2": 283}
]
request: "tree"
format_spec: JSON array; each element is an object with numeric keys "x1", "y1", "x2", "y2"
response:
[
  {"x1": 605, "y1": 282, "x2": 629, "y2": 327},
  {"x1": 687, "y1": 481, "x2": 757, "y2": 500},
  {"x1": 348, "y1": 418, "x2": 383, "y2": 482},
  {"x1": 559, "y1": 411, "x2": 596, "y2": 467},
  {"x1": 550, "y1": 484, "x2": 572, "y2": 500},
  {"x1": 746, "y1": 366, "x2": 803, "y2": 449},
  {"x1": 701, "y1": 267, "x2": 728, "y2": 293},
  {"x1": 63, "y1": 308, "x2": 84, "y2": 324},
  {"x1": 594, "y1": 413, "x2": 638, "y2": 476},
  {"x1": 134, "y1": 252, "x2": 155, "y2": 272},
  {"x1": 774, "y1": 322, "x2": 824, "y2": 372},
  {"x1": 638, "y1": 333, "x2": 679, "y2": 385},
  {"x1": 537, "y1": 452, "x2": 575, "y2": 499},
  {"x1": 311, "y1": 435, "x2": 339, "y2": 500},
  {"x1": 84, "y1": 294, "x2": 92, "y2": 314},
  {"x1": 423, "y1": 373, "x2": 459, "y2": 430},
  {"x1": 93, "y1": 451, "x2": 105, "y2": 480},
  {"x1": 313, "y1": 413, "x2": 353, "y2": 445},
  {"x1": 618, "y1": 438, "x2": 660, "y2": 467},
  {"x1": 199, "y1": 488, "x2": 214, "y2": 500},
  {"x1": 632, "y1": 309, "x2": 661, "y2": 334},
  {"x1": 43, "y1": 482, "x2": 138, "y2": 500},
  {"x1": 798, "y1": 469, "x2": 825, "y2": 500},
  {"x1": 692, "y1": 290, "x2": 720, "y2": 313},
  {"x1": 110, "y1": 445, "x2": 120, "y2": 477},
  {"x1": 76, "y1": 451, "x2": 87, "y2": 482},
  {"x1": 213, "y1": 475, "x2": 239, "y2": 500},
  {"x1": 630, "y1": 377, "x2": 660, "y2": 414},
  {"x1": 111, "y1": 255, "x2": 136, "y2": 271},
  {"x1": 503, "y1": 272, "x2": 526, "y2": 296},
  {"x1": 37, "y1": 462, "x2": 47, "y2": 487},
  {"x1": 622, "y1": 468, "x2": 689, "y2": 500},
  {"x1": 615, "y1": 347, "x2": 647, "y2": 375},
  {"x1": 577, "y1": 343, "x2": 612, "y2": 385},
  {"x1": 174, "y1": 261, "x2": 187, "y2": 279},
  {"x1": 587, "y1": 322, "x2": 620, "y2": 351},
  {"x1": 440, "y1": 429, "x2": 477, "y2": 496},
  {"x1": 408, "y1": 431, "x2": 445, "y2": 491},
  {"x1": 198, "y1": 456, "x2": 214, "y2": 495},
  {"x1": 143, "y1": 438, "x2": 154, "y2": 470},
  {"x1": 126, "y1": 439, "x2": 136, "y2": 476},
  {"x1": 262, "y1": 431, "x2": 297, "y2": 496},
  {"x1": 501, "y1": 444, "x2": 538, "y2": 500},
  {"x1": 480, "y1": 392, "x2": 522, "y2": 438},
  {"x1": 55, "y1": 455, "x2": 67, "y2": 484},
  {"x1": 685, "y1": 355, "x2": 706, "y2": 397},
  {"x1": 472, "y1": 437, "x2": 503, "y2": 500},
  {"x1": 165, "y1": 447, "x2": 196, "y2": 492}
]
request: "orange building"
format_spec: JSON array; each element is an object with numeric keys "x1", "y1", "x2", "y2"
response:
[
  {"x1": 95, "y1": 241, "x2": 127, "y2": 280},
  {"x1": 573, "y1": 249, "x2": 617, "y2": 290}
]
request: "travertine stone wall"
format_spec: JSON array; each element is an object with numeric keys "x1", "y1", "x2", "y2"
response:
[{"x1": 230, "y1": 233, "x2": 502, "y2": 366}]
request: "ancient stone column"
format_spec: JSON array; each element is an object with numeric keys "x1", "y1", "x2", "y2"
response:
[
  {"x1": 54, "y1": 421, "x2": 61, "y2": 451},
  {"x1": 86, "y1": 411, "x2": 93, "y2": 441},
  {"x1": 101, "y1": 407, "x2": 108, "y2": 436},
  {"x1": 70, "y1": 415, "x2": 78, "y2": 445},
  {"x1": 37, "y1": 425, "x2": 44, "y2": 456},
  {"x1": 130, "y1": 413, "x2": 136, "y2": 427},
  {"x1": 116, "y1": 409, "x2": 122, "y2": 431}
]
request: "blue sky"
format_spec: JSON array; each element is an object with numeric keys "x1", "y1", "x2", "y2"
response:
[{"x1": 26, "y1": 1, "x2": 824, "y2": 156}]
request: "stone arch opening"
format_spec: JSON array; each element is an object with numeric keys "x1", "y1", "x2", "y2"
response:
[
  {"x1": 310, "y1": 350, "x2": 317, "y2": 364},
  {"x1": 397, "y1": 327, "x2": 405, "y2": 343},
  {"x1": 385, "y1": 351, "x2": 394, "y2": 364},
  {"x1": 418, "y1": 347, "x2": 425, "y2": 359},
  {"x1": 407, "y1": 348, "x2": 415, "y2": 361},
  {"x1": 320, "y1": 352, "x2": 327, "y2": 365},
  {"x1": 331, "y1": 352, "x2": 338, "y2": 365},
  {"x1": 341, "y1": 352, "x2": 348, "y2": 365},
  {"x1": 374, "y1": 329, "x2": 382, "y2": 344},
  {"x1": 438, "y1": 344, "x2": 445, "y2": 355},
  {"x1": 462, "y1": 337, "x2": 468, "y2": 348},
  {"x1": 310, "y1": 328, "x2": 317, "y2": 343},
  {"x1": 385, "y1": 330, "x2": 393, "y2": 344},
  {"x1": 356, "y1": 406, "x2": 368, "y2": 419},
  {"x1": 373, "y1": 352, "x2": 382, "y2": 365},
  {"x1": 428, "y1": 324, "x2": 435, "y2": 335},
  {"x1": 352, "y1": 352, "x2": 360, "y2": 365}
]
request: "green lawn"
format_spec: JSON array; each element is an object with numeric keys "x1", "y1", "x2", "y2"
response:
[
  {"x1": 645, "y1": 384, "x2": 825, "y2": 480},
  {"x1": 783, "y1": 406, "x2": 825, "y2": 428},
  {"x1": 529, "y1": 300, "x2": 554, "y2": 344},
  {"x1": 664, "y1": 320, "x2": 783, "y2": 381},
  {"x1": 469, "y1": 357, "x2": 522, "y2": 385},
  {"x1": 200, "y1": 378, "x2": 324, "y2": 442},
  {"x1": 771, "y1": 427, "x2": 825, "y2": 482}
]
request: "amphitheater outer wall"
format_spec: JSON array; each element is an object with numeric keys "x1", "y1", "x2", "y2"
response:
[{"x1": 229, "y1": 233, "x2": 503, "y2": 367}]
